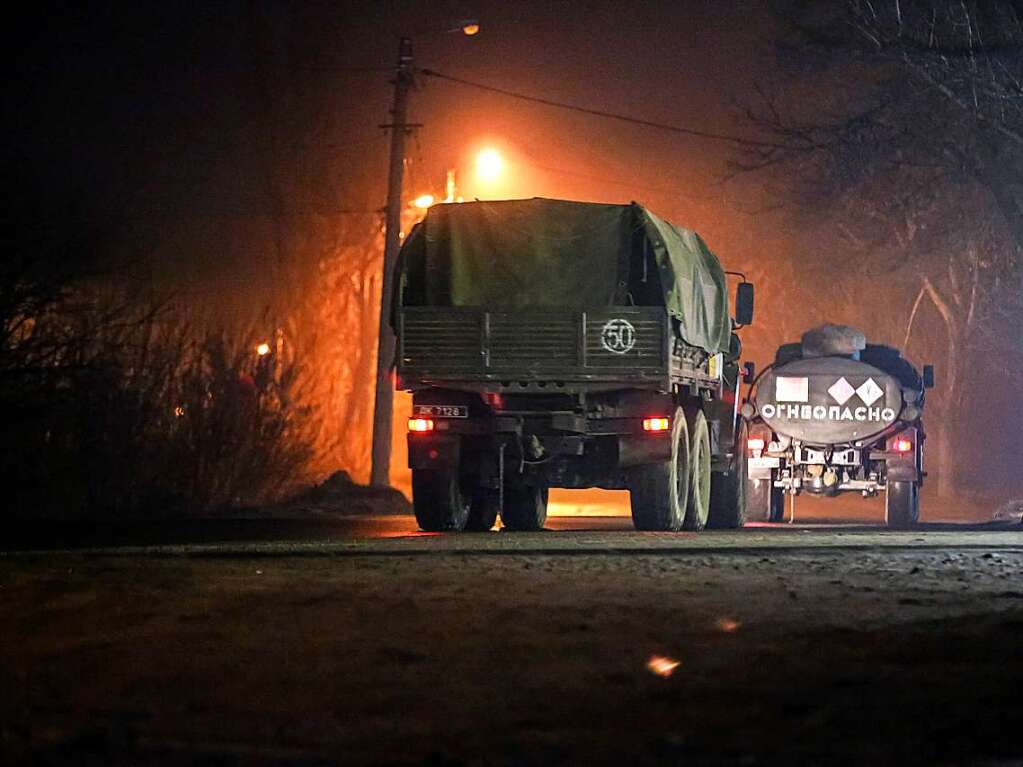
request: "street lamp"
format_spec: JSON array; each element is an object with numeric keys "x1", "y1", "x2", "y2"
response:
[
  {"x1": 475, "y1": 148, "x2": 504, "y2": 181},
  {"x1": 370, "y1": 25, "x2": 480, "y2": 488}
]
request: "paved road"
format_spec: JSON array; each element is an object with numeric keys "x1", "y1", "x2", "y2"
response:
[
  {"x1": 4, "y1": 511, "x2": 1021, "y2": 554},
  {"x1": 4, "y1": 507, "x2": 1023, "y2": 766},
  {"x1": 4, "y1": 484, "x2": 1013, "y2": 552}
]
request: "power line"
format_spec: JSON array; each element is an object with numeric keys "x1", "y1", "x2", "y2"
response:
[
  {"x1": 418, "y1": 68, "x2": 788, "y2": 150},
  {"x1": 525, "y1": 158, "x2": 702, "y2": 200}
]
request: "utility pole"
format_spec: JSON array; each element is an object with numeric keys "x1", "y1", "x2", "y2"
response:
[{"x1": 370, "y1": 37, "x2": 413, "y2": 487}]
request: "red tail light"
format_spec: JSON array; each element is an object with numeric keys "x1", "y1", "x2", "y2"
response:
[
  {"x1": 893, "y1": 437, "x2": 913, "y2": 453},
  {"x1": 747, "y1": 437, "x2": 766, "y2": 453},
  {"x1": 643, "y1": 417, "x2": 671, "y2": 432},
  {"x1": 408, "y1": 418, "x2": 434, "y2": 432}
]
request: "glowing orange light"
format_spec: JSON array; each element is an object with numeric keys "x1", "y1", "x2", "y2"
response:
[
  {"x1": 475, "y1": 148, "x2": 503, "y2": 181},
  {"x1": 646, "y1": 655, "x2": 680, "y2": 678},
  {"x1": 412, "y1": 194, "x2": 434, "y2": 209},
  {"x1": 461, "y1": 22, "x2": 480, "y2": 36},
  {"x1": 642, "y1": 417, "x2": 670, "y2": 432},
  {"x1": 174, "y1": 406, "x2": 185, "y2": 418},
  {"x1": 408, "y1": 418, "x2": 434, "y2": 432},
  {"x1": 256, "y1": 342, "x2": 271, "y2": 356},
  {"x1": 747, "y1": 437, "x2": 766, "y2": 453},
  {"x1": 715, "y1": 617, "x2": 741, "y2": 633},
  {"x1": 894, "y1": 438, "x2": 913, "y2": 453}
]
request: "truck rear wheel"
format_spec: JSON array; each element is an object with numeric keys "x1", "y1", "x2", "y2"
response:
[
  {"x1": 682, "y1": 408, "x2": 711, "y2": 531},
  {"x1": 500, "y1": 480, "x2": 548, "y2": 531},
  {"x1": 466, "y1": 487, "x2": 499, "y2": 531},
  {"x1": 886, "y1": 481, "x2": 919, "y2": 529},
  {"x1": 629, "y1": 406, "x2": 689, "y2": 531},
  {"x1": 707, "y1": 422, "x2": 748, "y2": 529},
  {"x1": 412, "y1": 469, "x2": 470, "y2": 532},
  {"x1": 748, "y1": 474, "x2": 785, "y2": 522}
]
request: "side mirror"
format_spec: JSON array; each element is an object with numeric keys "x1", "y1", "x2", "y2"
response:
[
  {"x1": 922, "y1": 364, "x2": 935, "y2": 389},
  {"x1": 734, "y1": 282, "x2": 754, "y2": 326},
  {"x1": 742, "y1": 361, "x2": 756, "y2": 384}
]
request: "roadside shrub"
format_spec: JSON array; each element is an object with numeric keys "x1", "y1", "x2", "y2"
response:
[{"x1": 1, "y1": 290, "x2": 315, "y2": 520}]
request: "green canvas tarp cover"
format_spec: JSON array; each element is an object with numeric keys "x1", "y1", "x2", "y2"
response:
[{"x1": 399, "y1": 197, "x2": 730, "y2": 355}]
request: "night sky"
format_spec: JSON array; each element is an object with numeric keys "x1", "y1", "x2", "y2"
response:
[{"x1": 5, "y1": 1, "x2": 782, "y2": 302}]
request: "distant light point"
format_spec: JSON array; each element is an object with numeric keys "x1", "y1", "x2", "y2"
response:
[{"x1": 646, "y1": 655, "x2": 680, "y2": 678}]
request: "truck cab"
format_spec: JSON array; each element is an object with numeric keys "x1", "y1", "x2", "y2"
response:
[{"x1": 393, "y1": 198, "x2": 753, "y2": 532}]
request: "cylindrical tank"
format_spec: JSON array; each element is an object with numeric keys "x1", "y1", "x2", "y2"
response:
[{"x1": 754, "y1": 357, "x2": 906, "y2": 445}]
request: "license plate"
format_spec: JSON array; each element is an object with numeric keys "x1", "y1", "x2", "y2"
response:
[
  {"x1": 748, "y1": 455, "x2": 779, "y2": 479},
  {"x1": 413, "y1": 405, "x2": 468, "y2": 418}
]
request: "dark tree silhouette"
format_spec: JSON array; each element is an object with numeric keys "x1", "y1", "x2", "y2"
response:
[{"x1": 740, "y1": 0, "x2": 1023, "y2": 496}]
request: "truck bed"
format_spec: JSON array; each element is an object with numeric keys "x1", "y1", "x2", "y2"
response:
[{"x1": 397, "y1": 306, "x2": 719, "y2": 392}]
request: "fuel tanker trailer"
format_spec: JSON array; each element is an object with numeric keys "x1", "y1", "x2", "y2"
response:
[
  {"x1": 392, "y1": 198, "x2": 755, "y2": 532},
  {"x1": 740, "y1": 325, "x2": 934, "y2": 528}
]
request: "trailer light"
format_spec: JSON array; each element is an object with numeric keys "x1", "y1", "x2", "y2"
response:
[
  {"x1": 747, "y1": 437, "x2": 765, "y2": 453},
  {"x1": 643, "y1": 417, "x2": 671, "y2": 432},
  {"x1": 408, "y1": 418, "x2": 435, "y2": 432},
  {"x1": 893, "y1": 438, "x2": 913, "y2": 453}
]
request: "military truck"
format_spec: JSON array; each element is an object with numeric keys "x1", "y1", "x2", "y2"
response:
[
  {"x1": 740, "y1": 325, "x2": 934, "y2": 528},
  {"x1": 392, "y1": 198, "x2": 754, "y2": 532}
]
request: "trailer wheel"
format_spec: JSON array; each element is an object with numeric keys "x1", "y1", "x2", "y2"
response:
[
  {"x1": 465, "y1": 487, "x2": 499, "y2": 531},
  {"x1": 707, "y1": 423, "x2": 748, "y2": 529},
  {"x1": 412, "y1": 469, "x2": 470, "y2": 532},
  {"x1": 886, "y1": 481, "x2": 919, "y2": 529},
  {"x1": 682, "y1": 408, "x2": 711, "y2": 531},
  {"x1": 500, "y1": 481, "x2": 548, "y2": 531},
  {"x1": 747, "y1": 474, "x2": 785, "y2": 522},
  {"x1": 629, "y1": 406, "x2": 689, "y2": 531}
]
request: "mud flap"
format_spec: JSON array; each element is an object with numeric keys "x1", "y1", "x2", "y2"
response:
[
  {"x1": 408, "y1": 435, "x2": 460, "y2": 470},
  {"x1": 618, "y1": 434, "x2": 672, "y2": 468},
  {"x1": 886, "y1": 459, "x2": 919, "y2": 483}
]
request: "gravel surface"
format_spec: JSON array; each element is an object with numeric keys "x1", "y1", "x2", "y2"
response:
[{"x1": 2, "y1": 523, "x2": 1023, "y2": 765}]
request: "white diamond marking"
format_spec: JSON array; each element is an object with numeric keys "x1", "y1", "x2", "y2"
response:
[
  {"x1": 856, "y1": 378, "x2": 884, "y2": 406},
  {"x1": 828, "y1": 377, "x2": 855, "y2": 405}
]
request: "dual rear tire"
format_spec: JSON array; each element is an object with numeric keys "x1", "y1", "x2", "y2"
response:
[
  {"x1": 412, "y1": 469, "x2": 547, "y2": 532},
  {"x1": 707, "y1": 421, "x2": 749, "y2": 529},
  {"x1": 747, "y1": 476, "x2": 785, "y2": 522},
  {"x1": 886, "y1": 480, "x2": 920, "y2": 529},
  {"x1": 500, "y1": 481, "x2": 548, "y2": 531},
  {"x1": 412, "y1": 469, "x2": 470, "y2": 532},
  {"x1": 628, "y1": 406, "x2": 712, "y2": 531}
]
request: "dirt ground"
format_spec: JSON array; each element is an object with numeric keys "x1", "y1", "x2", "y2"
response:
[{"x1": 3, "y1": 523, "x2": 1023, "y2": 766}]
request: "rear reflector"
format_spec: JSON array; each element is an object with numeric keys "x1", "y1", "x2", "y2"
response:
[
  {"x1": 894, "y1": 438, "x2": 913, "y2": 453},
  {"x1": 408, "y1": 418, "x2": 434, "y2": 432},
  {"x1": 642, "y1": 417, "x2": 671, "y2": 432},
  {"x1": 747, "y1": 437, "x2": 766, "y2": 452}
]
